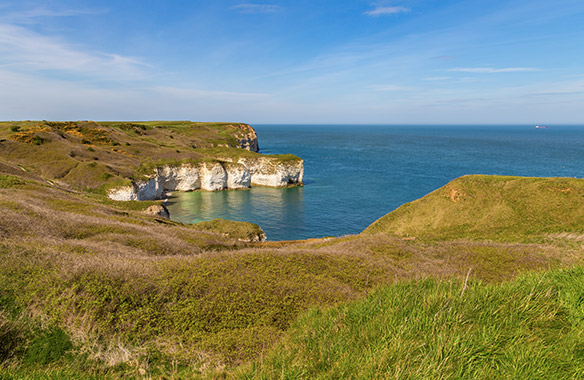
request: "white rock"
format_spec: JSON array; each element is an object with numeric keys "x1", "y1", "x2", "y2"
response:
[
  {"x1": 107, "y1": 157, "x2": 303, "y2": 201},
  {"x1": 240, "y1": 157, "x2": 304, "y2": 187},
  {"x1": 225, "y1": 162, "x2": 251, "y2": 189},
  {"x1": 157, "y1": 164, "x2": 201, "y2": 191},
  {"x1": 107, "y1": 185, "x2": 139, "y2": 201},
  {"x1": 200, "y1": 162, "x2": 227, "y2": 191}
]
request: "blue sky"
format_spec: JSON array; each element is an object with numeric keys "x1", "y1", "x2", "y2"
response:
[{"x1": 0, "y1": 0, "x2": 583, "y2": 123}]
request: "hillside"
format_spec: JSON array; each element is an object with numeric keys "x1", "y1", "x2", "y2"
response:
[
  {"x1": 364, "y1": 175, "x2": 584, "y2": 242},
  {"x1": 2, "y1": 126, "x2": 584, "y2": 378}
]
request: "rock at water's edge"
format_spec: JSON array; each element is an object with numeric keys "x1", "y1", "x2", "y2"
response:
[{"x1": 144, "y1": 204, "x2": 170, "y2": 219}]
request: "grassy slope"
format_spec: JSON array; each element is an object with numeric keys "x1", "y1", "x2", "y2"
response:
[
  {"x1": 1, "y1": 150, "x2": 584, "y2": 377},
  {"x1": 243, "y1": 266, "x2": 584, "y2": 379},
  {"x1": 364, "y1": 175, "x2": 584, "y2": 242},
  {"x1": 0, "y1": 121, "x2": 301, "y2": 192}
]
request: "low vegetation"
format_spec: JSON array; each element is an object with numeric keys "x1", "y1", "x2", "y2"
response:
[
  {"x1": 191, "y1": 218, "x2": 266, "y2": 241},
  {"x1": 1, "y1": 122, "x2": 584, "y2": 378}
]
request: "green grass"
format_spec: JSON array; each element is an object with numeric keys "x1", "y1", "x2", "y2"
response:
[
  {"x1": 197, "y1": 146, "x2": 301, "y2": 163},
  {"x1": 0, "y1": 175, "x2": 26, "y2": 188},
  {"x1": 243, "y1": 266, "x2": 584, "y2": 379},
  {"x1": 364, "y1": 175, "x2": 584, "y2": 242},
  {"x1": 190, "y1": 218, "x2": 266, "y2": 241}
]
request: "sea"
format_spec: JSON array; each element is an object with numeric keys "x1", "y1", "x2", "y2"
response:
[{"x1": 165, "y1": 125, "x2": 584, "y2": 241}]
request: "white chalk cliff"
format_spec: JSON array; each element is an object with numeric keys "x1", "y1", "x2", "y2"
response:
[{"x1": 107, "y1": 157, "x2": 304, "y2": 201}]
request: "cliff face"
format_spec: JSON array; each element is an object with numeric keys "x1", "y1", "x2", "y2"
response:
[
  {"x1": 107, "y1": 157, "x2": 304, "y2": 201},
  {"x1": 233, "y1": 124, "x2": 259, "y2": 152}
]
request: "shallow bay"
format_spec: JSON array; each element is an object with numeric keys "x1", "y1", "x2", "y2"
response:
[{"x1": 166, "y1": 125, "x2": 584, "y2": 240}]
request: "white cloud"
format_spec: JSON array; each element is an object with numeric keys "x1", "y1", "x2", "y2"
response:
[
  {"x1": 0, "y1": 23, "x2": 150, "y2": 80},
  {"x1": 449, "y1": 67, "x2": 540, "y2": 73},
  {"x1": 364, "y1": 6, "x2": 409, "y2": 16},
  {"x1": 231, "y1": 4, "x2": 281, "y2": 14}
]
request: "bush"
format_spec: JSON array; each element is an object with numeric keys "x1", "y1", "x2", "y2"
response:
[
  {"x1": 10, "y1": 126, "x2": 20, "y2": 132},
  {"x1": 32, "y1": 136, "x2": 44, "y2": 145}
]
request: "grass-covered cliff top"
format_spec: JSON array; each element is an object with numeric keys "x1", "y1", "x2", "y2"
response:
[{"x1": 0, "y1": 120, "x2": 301, "y2": 192}]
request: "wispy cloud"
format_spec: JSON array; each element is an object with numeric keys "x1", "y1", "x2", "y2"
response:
[
  {"x1": 449, "y1": 67, "x2": 540, "y2": 73},
  {"x1": 423, "y1": 76, "x2": 451, "y2": 81},
  {"x1": 369, "y1": 84, "x2": 414, "y2": 91},
  {"x1": 231, "y1": 3, "x2": 281, "y2": 14},
  {"x1": 0, "y1": 23, "x2": 150, "y2": 80},
  {"x1": 364, "y1": 6, "x2": 409, "y2": 16},
  {"x1": 154, "y1": 86, "x2": 268, "y2": 99},
  {"x1": 0, "y1": 7, "x2": 104, "y2": 24}
]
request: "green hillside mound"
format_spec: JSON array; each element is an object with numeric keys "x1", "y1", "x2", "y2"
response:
[{"x1": 364, "y1": 175, "x2": 584, "y2": 242}]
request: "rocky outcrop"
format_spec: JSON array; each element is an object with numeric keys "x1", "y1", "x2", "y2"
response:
[
  {"x1": 144, "y1": 204, "x2": 170, "y2": 219},
  {"x1": 232, "y1": 124, "x2": 259, "y2": 152},
  {"x1": 107, "y1": 157, "x2": 303, "y2": 201},
  {"x1": 239, "y1": 157, "x2": 304, "y2": 187}
]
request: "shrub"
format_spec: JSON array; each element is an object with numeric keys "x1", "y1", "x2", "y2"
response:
[
  {"x1": 10, "y1": 126, "x2": 20, "y2": 132},
  {"x1": 32, "y1": 136, "x2": 44, "y2": 145}
]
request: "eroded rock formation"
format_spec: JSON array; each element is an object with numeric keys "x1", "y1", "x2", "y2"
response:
[
  {"x1": 233, "y1": 124, "x2": 259, "y2": 152},
  {"x1": 107, "y1": 157, "x2": 304, "y2": 201}
]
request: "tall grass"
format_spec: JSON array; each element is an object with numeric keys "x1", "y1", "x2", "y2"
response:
[{"x1": 243, "y1": 266, "x2": 584, "y2": 379}]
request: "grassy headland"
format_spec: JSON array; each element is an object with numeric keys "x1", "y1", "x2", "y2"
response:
[
  {"x1": 1, "y1": 122, "x2": 584, "y2": 378},
  {"x1": 0, "y1": 120, "x2": 301, "y2": 193}
]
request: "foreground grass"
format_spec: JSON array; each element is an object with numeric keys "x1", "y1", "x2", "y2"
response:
[{"x1": 243, "y1": 266, "x2": 584, "y2": 379}]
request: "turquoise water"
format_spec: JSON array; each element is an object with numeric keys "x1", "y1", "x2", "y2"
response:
[{"x1": 166, "y1": 125, "x2": 584, "y2": 241}]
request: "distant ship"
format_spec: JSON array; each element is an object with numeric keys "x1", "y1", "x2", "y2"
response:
[{"x1": 535, "y1": 125, "x2": 548, "y2": 129}]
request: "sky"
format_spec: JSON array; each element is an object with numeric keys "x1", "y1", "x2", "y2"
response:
[{"x1": 0, "y1": 0, "x2": 583, "y2": 124}]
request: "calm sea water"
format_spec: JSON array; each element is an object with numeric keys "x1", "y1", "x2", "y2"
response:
[{"x1": 166, "y1": 125, "x2": 584, "y2": 241}]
